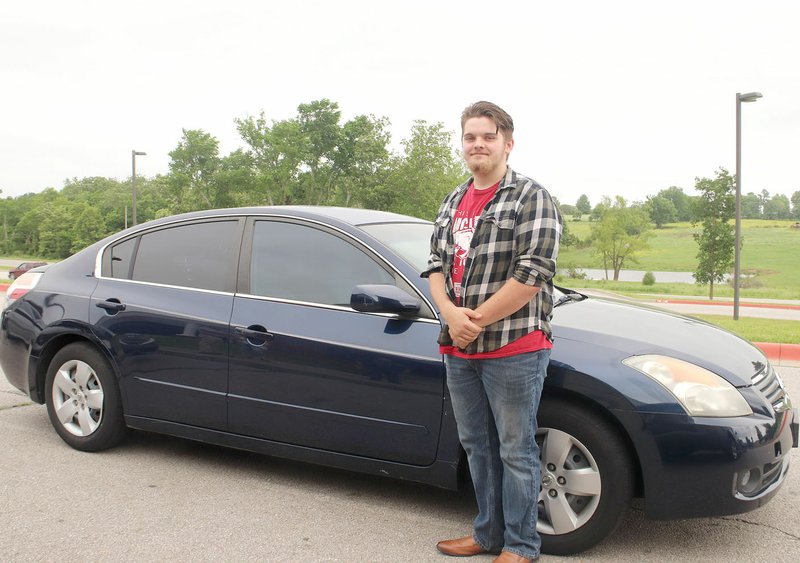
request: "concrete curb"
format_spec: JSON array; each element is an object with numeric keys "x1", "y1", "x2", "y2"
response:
[{"x1": 754, "y1": 342, "x2": 800, "y2": 367}]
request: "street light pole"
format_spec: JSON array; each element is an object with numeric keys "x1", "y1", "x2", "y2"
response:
[
  {"x1": 733, "y1": 92, "x2": 762, "y2": 320},
  {"x1": 131, "y1": 150, "x2": 147, "y2": 226}
]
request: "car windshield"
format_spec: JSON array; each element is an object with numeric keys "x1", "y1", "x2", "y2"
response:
[
  {"x1": 361, "y1": 223, "x2": 572, "y2": 303},
  {"x1": 359, "y1": 222, "x2": 432, "y2": 273}
]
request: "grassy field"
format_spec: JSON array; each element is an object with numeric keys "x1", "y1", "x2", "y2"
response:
[
  {"x1": 690, "y1": 315, "x2": 800, "y2": 345},
  {"x1": 559, "y1": 219, "x2": 800, "y2": 299}
]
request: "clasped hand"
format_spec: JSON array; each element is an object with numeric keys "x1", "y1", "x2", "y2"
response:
[{"x1": 444, "y1": 307, "x2": 483, "y2": 349}]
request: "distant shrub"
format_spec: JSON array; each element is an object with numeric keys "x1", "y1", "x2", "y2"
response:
[
  {"x1": 563, "y1": 264, "x2": 587, "y2": 280},
  {"x1": 642, "y1": 271, "x2": 656, "y2": 286},
  {"x1": 729, "y1": 271, "x2": 764, "y2": 289}
]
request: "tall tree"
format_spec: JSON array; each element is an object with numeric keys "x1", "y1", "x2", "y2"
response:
[
  {"x1": 589, "y1": 198, "x2": 608, "y2": 222},
  {"x1": 383, "y1": 120, "x2": 465, "y2": 220},
  {"x1": 692, "y1": 168, "x2": 735, "y2": 300},
  {"x1": 791, "y1": 190, "x2": 800, "y2": 220},
  {"x1": 741, "y1": 192, "x2": 762, "y2": 219},
  {"x1": 168, "y1": 129, "x2": 222, "y2": 211},
  {"x1": 214, "y1": 149, "x2": 257, "y2": 208},
  {"x1": 646, "y1": 194, "x2": 677, "y2": 228},
  {"x1": 763, "y1": 194, "x2": 791, "y2": 219},
  {"x1": 236, "y1": 113, "x2": 305, "y2": 205},
  {"x1": 658, "y1": 186, "x2": 692, "y2": 221},
  {"x1": 590, "y1": 197, "x2": 653, "y2": 280},
  {"x1": 332, "y1": 114, "x2": 391, "y2": 207},
  {"x1": 11, "y1": 208, "x2": 40, "y2": 255},
  {"x1": 37, "y1": 201, "x2": 74, "y2": 258},
  {"x1": 296, "y1": 99, "x2": 344, "y2": 205},
  {"x1": 757, "y1": 189, "x2": 770, "y2": 213},
  {"x1": 236, "y1": 103, "x2": 392, "y2": 208},
  {"x1": 70, "y1": 204, "x2": 106, "y2": 253},
  {"x1": 575, "y1": 194, "x2": 591, "y2": 214}
]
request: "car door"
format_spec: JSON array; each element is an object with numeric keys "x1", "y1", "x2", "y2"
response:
[
  {"x1": 227, "y1": 217, "x2": 444, "y2": 466},
  {"x1": 90, "y1": 217, "x2": 243, "y2": 430}
]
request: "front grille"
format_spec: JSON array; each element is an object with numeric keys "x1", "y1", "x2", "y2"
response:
[{"x1": 751, "y1": 364, "x2": 789, "y2": 413}]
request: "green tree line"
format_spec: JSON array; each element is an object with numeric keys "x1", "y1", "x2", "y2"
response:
[
  {"x1": 0, "y1": 99, "x2": 465, "y2": 258},
  {"x1": 2, "y1": 97, "x2": 798, "y2": 271}
]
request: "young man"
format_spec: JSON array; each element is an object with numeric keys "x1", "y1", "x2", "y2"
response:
[{"x1": 422, "y1": 102, "x2": 561, "y2": 563}]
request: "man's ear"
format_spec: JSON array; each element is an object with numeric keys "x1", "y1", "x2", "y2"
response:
[{"x1": 505, "y1": 137, "x2": 514, "y2": 159}]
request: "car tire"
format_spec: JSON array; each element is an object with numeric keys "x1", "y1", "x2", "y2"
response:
[
  {"x1": 537, "y1": 398, "x2": 634, "y2": 555},
  {"x1": 8, "y1": 273, "x2": 15, "y2": 280},
  {"x1": 45, "y1": 343, "x2": 127, "y2": 452}
]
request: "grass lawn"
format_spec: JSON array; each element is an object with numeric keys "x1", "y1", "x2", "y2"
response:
[
  {"x1": 690, "y1": 315, "x2": 800, "y2": 345},
  {"x1": 557, "y1": 278, "x2": 799, "y2": 300},
  {"x1": 560, "y1": 219, "x2": 800, "y2": 298}
]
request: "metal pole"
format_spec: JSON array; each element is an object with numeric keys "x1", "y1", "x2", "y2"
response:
[
  {"x1": 131, "y1": 150, "x2": 137, "y2": 226},
  {"x1": 732, "y1": 92, "x2": 762, "y2": 320},
  {"x1": 131, "y1": 150, "x2": 146, "y2": 226},
  {"x1": 734, "y1": 94, "x2": 742, "y2": 320}
]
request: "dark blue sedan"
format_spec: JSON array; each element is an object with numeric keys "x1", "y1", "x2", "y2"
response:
[{"x1": 1, "y1": 206, "x2": 796, "y2": 554}]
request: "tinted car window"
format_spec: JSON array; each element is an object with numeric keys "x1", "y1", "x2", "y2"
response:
[
  {"x1": 250, "y1": 221, "x2": 395, "y2": 305},
  {"x1": 109, "y1": 237, "x2": 137, "y2": 279},
  {"x1": 130, "y1": 220, "x2": 239, "y2": 292},
  {"x1": 359, "y1": 222, "x2": 432, "y2": 273}
]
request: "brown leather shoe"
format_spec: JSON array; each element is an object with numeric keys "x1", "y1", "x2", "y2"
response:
[
  {"x1": 492, "y1": 551, "x2": 539, "y2": 563},
  {"x1": 436, "y1": 536, "x2": 488, "y2": 557}
]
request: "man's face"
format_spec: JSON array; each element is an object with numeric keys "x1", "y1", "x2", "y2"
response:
[{"x1": 462, "y1": 116, "x2": 514, "y2": 177}]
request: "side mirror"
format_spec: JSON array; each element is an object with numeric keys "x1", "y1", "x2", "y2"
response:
[{"x1": 350, "y1": 284, "x2": 421, "y2": 316}]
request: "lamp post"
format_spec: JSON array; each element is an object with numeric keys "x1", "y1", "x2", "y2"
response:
[
  {"x1": 131, "y1": 150, "x2": 147, "y2": 226},
  {"x1": 733, "y1": 92, "x2": 762, "y2": 320}
]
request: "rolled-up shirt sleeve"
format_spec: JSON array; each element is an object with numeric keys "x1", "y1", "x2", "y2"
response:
[
  {"x1": 512, "y1": 186, "x2": 562, "y2": 287},
  {"x1": 421, "y1": 197, "x2": 456, "y2": 279},
  {"x1": 421, "y1": 227, "x2": 443, "y2": 279}
]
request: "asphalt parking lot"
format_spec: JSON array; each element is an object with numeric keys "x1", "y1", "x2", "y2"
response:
[{"x1": 1, "y1": 366, "x2": 798, "y2": 562}]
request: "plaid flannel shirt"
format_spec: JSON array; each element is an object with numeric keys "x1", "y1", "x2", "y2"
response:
[{"x1": 422, "y1": 167, "x2": 562, "y2": 354}]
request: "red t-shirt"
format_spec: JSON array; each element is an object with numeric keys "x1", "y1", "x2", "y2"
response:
[
  {"x1": 450, "y1": 182, "x2": 499, "y2": 304},
  {"x1": 440, "y1": 181, "x2": 552, "y2": 359}
]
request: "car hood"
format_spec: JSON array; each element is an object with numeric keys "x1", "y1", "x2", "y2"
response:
[{"x1": 552, "y1": 294, "x2": 766, "y2": 387}]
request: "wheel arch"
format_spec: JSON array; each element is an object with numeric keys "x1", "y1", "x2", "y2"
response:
[
  {"x1": 540, "y1": 388, "x2": 644, "y2": 497},
  {"x1": 34, "y1": 333, "x2": 119, "y2": 406}
]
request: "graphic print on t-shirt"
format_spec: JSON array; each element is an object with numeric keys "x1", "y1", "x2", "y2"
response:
[
  {"x1": 451, "y1": 182, "x2": 499, "y2": 303},
  {"x1": 452, "y1": 216, "x2": 477, "y2": 301}
]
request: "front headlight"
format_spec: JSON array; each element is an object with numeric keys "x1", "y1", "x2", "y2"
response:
[{"x1": 623, "y1": 355, "x2": 753, "y2": 417}]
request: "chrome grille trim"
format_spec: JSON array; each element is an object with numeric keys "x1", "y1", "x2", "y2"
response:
[
  {"x1": 751, "y1": 370, "x2": 768, "y2": 386},
  {"x1": 751, "y1": 364, "x2": 789, "y2": 413}
]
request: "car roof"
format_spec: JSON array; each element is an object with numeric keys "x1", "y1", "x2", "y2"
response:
[
  {"x1": 246, "y1": 206, "x2": 430, "y2": 227},
  {"x1": 265, "y1": 206, "x2": 431, "y2": 226},
  {"x1": 134, "y1": 206, "x2": 431, "y2": 231}
]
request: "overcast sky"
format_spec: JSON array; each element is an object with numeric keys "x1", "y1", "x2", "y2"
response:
[{"x1": 3, "y1": 0, "x2": 798, "y2": 208}]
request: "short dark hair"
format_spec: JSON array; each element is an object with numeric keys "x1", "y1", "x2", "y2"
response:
[{"x1": 461, "y1": 101, "x2": 514, "y2": 140}]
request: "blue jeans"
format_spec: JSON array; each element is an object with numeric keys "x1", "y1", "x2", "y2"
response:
[{"x1": 445, "y1": 350, "x2": 549, "y2": 559}]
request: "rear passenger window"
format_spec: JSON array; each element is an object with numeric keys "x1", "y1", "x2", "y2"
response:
[
  {"x1": 109, "y1": 238, "x2": 136, "y2": 279},
  {"x1": 103, "y1": 220, "x2": 240, "y2": 292}
]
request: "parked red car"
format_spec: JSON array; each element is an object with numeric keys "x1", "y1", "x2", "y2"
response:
[{"x1": 7, "y1": 261, "x2": 47, "y2": 280}]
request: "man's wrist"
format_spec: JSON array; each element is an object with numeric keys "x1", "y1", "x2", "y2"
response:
[{"x1": 441, "y1": 302, "x2": 460, "y2": 322}]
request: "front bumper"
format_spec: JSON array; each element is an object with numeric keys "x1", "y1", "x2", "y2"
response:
[{"x1": 615, "y1": 405, "x2": 797, "y2": 520}]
